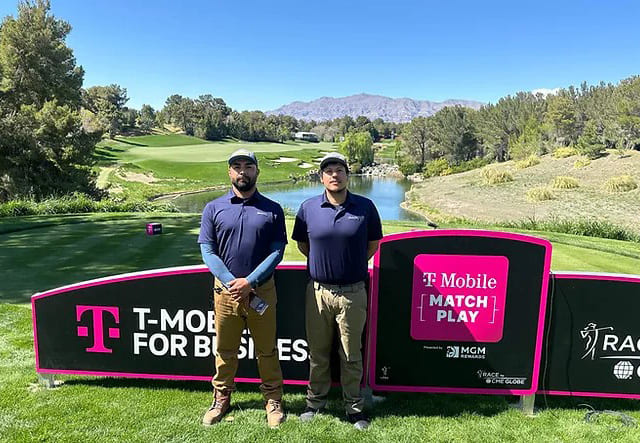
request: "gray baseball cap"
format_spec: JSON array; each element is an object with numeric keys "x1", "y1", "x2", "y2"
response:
[
  {"x1": 228, "y1": 149, "x2": 257, "y2": 166},
  {"x1": 319, "y1": 152, "x2": 348, "y2": 171}
]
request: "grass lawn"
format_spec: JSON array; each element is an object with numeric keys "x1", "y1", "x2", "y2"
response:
[
  {"x1": 94, "y1": 135, "x2": 337, "y2": 200},
  {"x1": 3, "y1": 215, "x2": 640, "y2": 303},
  {"x1": 113, "y1": 134, "x2": 214, "y2": 147},
  {"x1": 2, "y1": 215, "x2": 640, "y2": 441}
]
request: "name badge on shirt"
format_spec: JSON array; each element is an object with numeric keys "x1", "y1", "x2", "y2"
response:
[{"x1": 254, "y1": 210, "x2": 275, "y2": 223}]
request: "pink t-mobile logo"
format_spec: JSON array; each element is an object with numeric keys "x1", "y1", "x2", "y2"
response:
[
  {"x1": 76, "y1": 305, "x2": 120, "y2": 353},
  {"x1": 411, "y1": 254, "x2": 509, "y2": 343}
]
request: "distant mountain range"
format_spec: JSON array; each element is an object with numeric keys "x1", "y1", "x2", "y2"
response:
[{"x1": 267, "y1": 93, "x2": 484, "y2": 123}]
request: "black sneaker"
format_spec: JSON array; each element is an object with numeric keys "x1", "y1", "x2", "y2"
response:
[
  {"x1": 347, "y1": 412, "x2": 370, "y2": 430},
  {"x1": 300, "y1": 406, "x2": 321, "y2": 422}
]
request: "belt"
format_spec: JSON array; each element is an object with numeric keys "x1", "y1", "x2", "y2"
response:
[{"x1": 313, "y1": 281, "x2": 365, "y2": 292}]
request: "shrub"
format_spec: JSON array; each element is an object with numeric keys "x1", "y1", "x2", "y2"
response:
[
  {"x1": 615, "y1": 148, "x2": 634, "y2": 158},
  {"x1": 603, "y1": 175, "x2": 638, "y2": 192},
  {"x1": 0, "y1": 193, "x2": 178, "y2": 217},
  {"x1": 526, "y1": 187, "x2": 554, "y2": 201},
  {"x1": 37, "y1": 193, "x2": 95, "y2": 214},
  {"x1": 501, "y1": 217, "x2": 639, "y2": 242},
  {"x1": 449, "y1": 157, "x2": 489, "y2": 174},
  {"x1": 481, "y1": 167, "x2": 513, "y2": 184},
  {"x1": 553, "y1": 146, "x2": 579, "y2": 158},
  {"x1": 350, "y1": 162, "x2": 363, "y2": 174},
  {"x1": 398, "y1": 159, "x2": 419, "y2": 176},
  {"x1": 515, "y1": 155, "x2": 540, "y2": 169},
  {"x1": 574, "y1": 157, "x2": 591, "y2": 168},
  {"x1": 440, "y1": 167, "x2": 453, "y2": 176},
  {"x1": 423, "y1": 158, "x2": 450, "y2": 177},
  {"x1": 0, "y1": 199, "x2": 36, "y2": 217},
  {"x1": 424, "y1": 157, "x2": 489, "y2": 177},
  {"x1": 96, "y1": 199, "x2": 177, "y2": 213},
  {"x1": 551, "y1": 176, "x2": 579, "y2": 189}
]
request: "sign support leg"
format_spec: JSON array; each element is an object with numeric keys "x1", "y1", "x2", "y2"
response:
[
  {"x1": 37, "y1": 372, "x2": 56, "y2": 389},
  {"x1": 362, "y1": 385, "x2": 373, "y2": 407},
  {"x1": 518, "y1": 394, "x2": 536, "y2": 416},
  {"x1": 362, "y1": 385, "x2": 386, "y2": 408}
]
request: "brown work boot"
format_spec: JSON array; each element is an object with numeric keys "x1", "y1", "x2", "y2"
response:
[
  {"x1": 265, "y1": 398, "x2": 285, "y2": 428},
  {"x1": 202, "y1": 390, "x2": 231, "y2": 426}
]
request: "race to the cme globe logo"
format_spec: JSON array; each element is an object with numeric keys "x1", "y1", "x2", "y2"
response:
[
  {"x1": 75, "y1": 304, "x2": 308, "y2": 361},
  {"x1": 411, "y1": 254, "x2": 509, "y2": 342},
  {"x1": 581, "y1": 322, "x2": 640, "y2": 381}
]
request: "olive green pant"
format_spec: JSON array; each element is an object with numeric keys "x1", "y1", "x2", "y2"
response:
[
  {"x1": 212, "y1": 277, "x2": 283, "y2": 401},
  {"x1": 305, "y1": 280, "x2": 367, "y2": 414}
]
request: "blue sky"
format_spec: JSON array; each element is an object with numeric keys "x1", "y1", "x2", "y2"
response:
[{"x1": 2, "y1": 0, "x2": 640, "y2": 111}]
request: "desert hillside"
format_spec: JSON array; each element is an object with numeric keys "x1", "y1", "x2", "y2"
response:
[{"x1": 405, "y1": 150, "x2": 640, "y2": 233}]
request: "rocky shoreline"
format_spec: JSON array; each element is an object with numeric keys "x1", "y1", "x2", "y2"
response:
[
  {"x1": 359, "y1": 163, "x2": 404, "y2": 178},
  {"x1": 359, "y1": 163, "x2": 425, "y2": 182},
  {"x1": 297, "y1": 162, "x2": 408, "y2": 181}
]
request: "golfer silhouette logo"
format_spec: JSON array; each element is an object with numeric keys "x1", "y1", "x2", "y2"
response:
[
  {"x1": 76, "y1": 305, "x2": 120, "y2": 353},
  {"x1": 580, "y1": 322, "x2": 613, "y2": 360}
]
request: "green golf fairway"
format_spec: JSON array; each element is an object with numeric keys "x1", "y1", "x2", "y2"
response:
[{"x1": 2, "y1": 215, "x2": 638, "y2": 303}]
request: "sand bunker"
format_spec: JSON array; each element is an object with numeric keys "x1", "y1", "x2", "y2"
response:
[
  {"x1": 298, "y1": 162, "x2": 314, "y2": 168},
  {"x1": 272, "y1": 157, "x2": 299, "y2": 163},
  {"x1": 119, "y1": 171, "x2": 157, "y2": 184}
]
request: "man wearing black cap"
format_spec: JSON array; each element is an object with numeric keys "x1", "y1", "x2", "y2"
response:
[
  {"x1": 292, "y1": 152, "x2": 382, "y2": 430},
  {"x1": 198, "y1": 149, "x2": 287, "y2": 428}
]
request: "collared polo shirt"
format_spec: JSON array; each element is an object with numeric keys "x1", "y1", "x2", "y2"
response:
[
  {"x1": 198, "y1": 189, "x2": 287, "y2": 278},
  {"x1": 292, "y1": 191, "x2": 382, "y2": 285}
]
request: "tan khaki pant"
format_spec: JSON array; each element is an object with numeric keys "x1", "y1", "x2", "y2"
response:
[
  {"x1": 305, "y1": 280, "x2": 367, "y2": 414},
  {"x1": 212, "y1": 277, "x2": 283, "y2": 401}
]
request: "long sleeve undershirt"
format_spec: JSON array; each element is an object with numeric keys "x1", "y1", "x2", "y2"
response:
[
  {"x1": 200, "y1": 241, "x2": 285, "y2": 288},
  {"x1": 200, "y1": 243, "x2": 235, "y2": 287}
]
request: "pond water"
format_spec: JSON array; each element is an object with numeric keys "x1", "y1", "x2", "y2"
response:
[{"x1": 170, "y1": 176, "x2": 423, "y2": 221}]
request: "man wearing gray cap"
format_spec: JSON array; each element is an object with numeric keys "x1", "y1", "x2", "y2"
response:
[
  {"x1": 198, "y1": 149, "x2": 287, "y2": 428},
  {"x1": 292, "y1": 152, "x2": 382, "y2": 430}
]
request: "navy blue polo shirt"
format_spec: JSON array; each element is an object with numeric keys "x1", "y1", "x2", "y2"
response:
[
  {"x1": 198, "y1": 189, "x2": 287, "y2": 278},
  {"x1": 292, "y1": 191, "x2": 382, "y2": 285}
]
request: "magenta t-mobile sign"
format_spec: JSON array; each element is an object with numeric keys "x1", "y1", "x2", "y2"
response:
[
  {"x1": 32, "y1": 264, "x2": 318, "y2": 383},
  {"x1": 369, "y1": 230, "x2": 552, "y2": 395}
]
